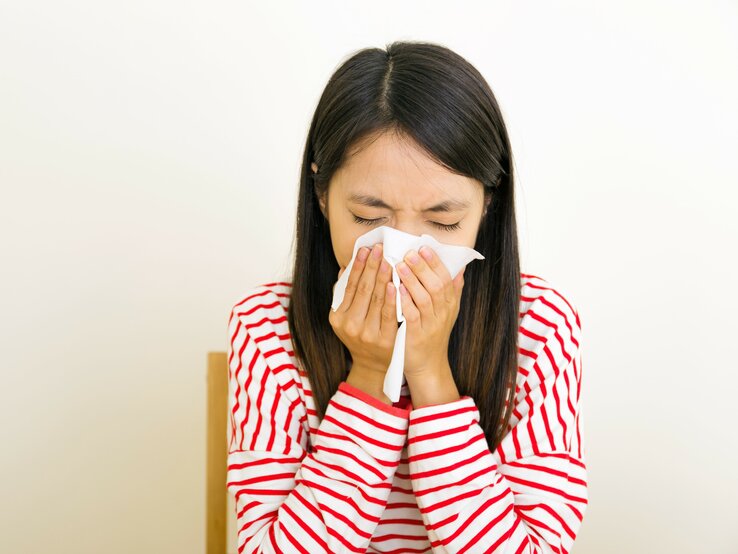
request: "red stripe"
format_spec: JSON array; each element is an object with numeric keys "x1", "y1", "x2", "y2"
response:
[
  {"x1": 410, "y1": 445, "x2": 493, "y2": 482},
  {"x1": 413, "y1": 462, "x2": 498, "y2": 503},
  {"x1": 410, "y1": 403, "x2": 477, "y2": 425},
  {"x1": 298, "y1": 476, "x2": 385, "y2": 514},
  {"x1": 407, "y1": 422, "x2": 472, "y2": 444},
  {"x1": 313, "y1": 444, "x2": 389, "y2": 478},
  {"x1": 331, "y1": 395, "x2": 408, "y2": 435},
  {"x1": 320, "y1": 414, "x2": 405, "y2": 452},
  {"x1": 278, "y1": 521, "x2": 306, "y2": 554},
  {"x1": 283, "y1": 491, "x2": 330, "y2": 551},
  {"x1": 523, "y1": 380, "x2": 540, "y2": 457},
  {"x1": 249, "y1": 345, "x2": 271, "y2": 451}
]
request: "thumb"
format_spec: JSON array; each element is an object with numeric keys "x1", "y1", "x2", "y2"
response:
[{"x1": 453, "y1": 266, "x2": 465, "y2": 291}]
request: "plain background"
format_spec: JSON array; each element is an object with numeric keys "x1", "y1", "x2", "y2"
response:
[{"x1": 2, "y1": 1, "x2": 737, "y2": 553}]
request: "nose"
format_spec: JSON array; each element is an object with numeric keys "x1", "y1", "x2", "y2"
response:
[{"x1": 383, "y1": 222, "x2": 424, "y2": 237}]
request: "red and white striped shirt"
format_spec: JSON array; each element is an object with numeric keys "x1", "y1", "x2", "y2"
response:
[{"x1": 226, "y1": 274, "x2": 587, "y2": 553}]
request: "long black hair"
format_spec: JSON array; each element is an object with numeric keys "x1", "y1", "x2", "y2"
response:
[{"x1": 287, "y1": 40, "x2": 519, "y2": 451}]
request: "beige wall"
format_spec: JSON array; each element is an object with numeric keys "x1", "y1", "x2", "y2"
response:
[{"x1": 2, "y1": 1, "x2": 737, "y2": 553}]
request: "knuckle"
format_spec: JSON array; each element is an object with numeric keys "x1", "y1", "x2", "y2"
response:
[
  {"x1": 427, "y1": 282, "x2": 443, "y2": 295},
  {"x1": 344, "y1": 321, "x2": 358, "y2": 337},
  {"x1": 371, "y1": 289, "x2": 383, "y2": 306},
  {"x1": 358, "y1": 279, "x2": 373, "y2": 295}
]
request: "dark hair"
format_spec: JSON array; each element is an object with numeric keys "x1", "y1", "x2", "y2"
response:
[{"x1": 287, "y1": 40, "x2": 519, "y2": 451}]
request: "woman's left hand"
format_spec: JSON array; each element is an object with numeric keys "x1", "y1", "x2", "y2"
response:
[{"x1": 396, "y1": 245, "x2": 466, "y2": 377}]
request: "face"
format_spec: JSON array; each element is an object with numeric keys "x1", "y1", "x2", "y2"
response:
[{"x1": 314, "y1": 131, "x2": 491, "y2": 270}]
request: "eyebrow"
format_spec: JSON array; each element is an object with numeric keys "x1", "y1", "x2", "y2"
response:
[{"x1": 348, "y1": 193, "x2": 470, "y2": 213}]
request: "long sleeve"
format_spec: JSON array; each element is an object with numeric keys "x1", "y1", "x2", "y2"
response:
[
  {"x1": 405, "y1": 288, "x2": 587, "y2": 554},
  {"x1": 226, "y1": 288, "x2": 411, "y2": 553}
]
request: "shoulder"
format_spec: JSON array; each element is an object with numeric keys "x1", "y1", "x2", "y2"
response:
[
  {"x1": 228, "y1": 281, "x2": 293, "y2": 342},
  {"x1": 519, "y1": 272, "x2": 581, "y2": 333},
  {"x1": 228, "y1": 281, "x2": 293, "y2": 326},
  {"x1": 226, "y1": 281, "x2": 298, "y2": 388},
  {"x1": 518, "y1": 272, "x2": 582, "y2": 380}
]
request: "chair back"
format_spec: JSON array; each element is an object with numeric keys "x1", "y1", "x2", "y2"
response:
[{"x1": 206, "y1": 351, "x2": 228, "y2": 554}]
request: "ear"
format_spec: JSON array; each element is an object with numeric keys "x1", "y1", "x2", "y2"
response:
[
  {"x1": 482, "y1": 192, "x2": 492, "y2": 217},
  {"x1": 311, "y1": 162, "x2": 328, "y2": 217},
  {"x1": 314, "y1": 185, "x2": 327, "y2": 219}
]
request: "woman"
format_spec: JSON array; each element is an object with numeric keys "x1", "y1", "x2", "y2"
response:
[{"x1": 227, "y1": 40, "x2": 587, "y2": 553}]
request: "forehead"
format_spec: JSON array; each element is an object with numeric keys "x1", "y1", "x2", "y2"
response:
[{"x1": 331, "y1": 131, "x2": 481, "y2": 206}]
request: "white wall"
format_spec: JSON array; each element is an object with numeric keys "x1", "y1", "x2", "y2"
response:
[{"x1": 2, "y1": 1, "x2": 736, "y2": 552}]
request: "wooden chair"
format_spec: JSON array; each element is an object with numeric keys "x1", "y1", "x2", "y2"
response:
[{"x1": 206, "y1": 351, "x2": 229, "y2": 554}]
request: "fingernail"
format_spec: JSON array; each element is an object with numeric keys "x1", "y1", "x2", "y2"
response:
[
  {"x1": 358, "y1": 247, "x2": 369, "y2": 261},
  {"x1": 372, "y1": 244, "x2": 382, "y2": 259},
  {"x1": 419, "y1": 246, "x2": 432, "y2": 261},
  {"x1": 407, "y1": 251, "x2": 420, "y2": 265},
  {"x1": 397, "y1": 262, "x2": 410, "y2": 275}
]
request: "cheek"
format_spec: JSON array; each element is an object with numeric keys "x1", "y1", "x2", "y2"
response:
[
  {"x1": 336, "y1": 246, "x2": 353, "y2": 270},
  {"x1": 340, "y1": 249, "x2": 354, "y2": 269},
  {"x1": 328, "y1": 213, "x2": 361, "y2": 270},
  {"x1": 340, "y1": 233, "x2": 368, "y2": 268}
]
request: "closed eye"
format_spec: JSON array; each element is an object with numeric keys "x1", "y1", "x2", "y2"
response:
[{"x1": 352, "y1": 214, "x2": 461, "y2": 231}]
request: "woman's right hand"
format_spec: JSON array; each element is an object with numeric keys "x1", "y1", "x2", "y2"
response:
[{"x1": 329, "y1": 243, "x2": 398, "y2": 377}]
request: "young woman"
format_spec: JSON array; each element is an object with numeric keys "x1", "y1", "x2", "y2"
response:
[{"x1": 227, "y1": 41, "x2": 587, "y2": 553}]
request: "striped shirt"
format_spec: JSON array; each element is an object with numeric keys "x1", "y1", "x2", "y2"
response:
[{"x1": 226, "y1": 274, "x2": 587, "y2": 553}]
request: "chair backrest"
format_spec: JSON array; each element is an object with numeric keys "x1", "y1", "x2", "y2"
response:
[{"x1": 206, "y1": 351, "x2": 228, "y2": 554}]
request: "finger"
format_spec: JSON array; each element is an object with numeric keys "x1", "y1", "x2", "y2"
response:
[
  {"x1": 397, "y1": 257, "x2": 434, "y2": 322},
  {"x1": 346, "y1": 243, "x2": 383, "y2": 321},
  {"x1": 380, "y1": 279, "x2": 398, "y2": 339},
  {"x1": 413, "y1": 246, "x2": 452, "y2": 304},
  {"x1": 398, "y1": 283, "x2": 421, "y2": 328},
  {"x1": 336, "y1": 247, "x2": 370, "y2": 313},
  {"x1": 453, "y1": 266, "x2": 465, "y2": 294},
  {"x1": 366, "y1": 257, "x2": 392, "y2": 333}
]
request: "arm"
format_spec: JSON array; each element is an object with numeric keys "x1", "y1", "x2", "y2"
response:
[
  {"x1": 406, "y1": 291, "x2": 587, "y2": 553},
  {"x1": 226, "y1": 288, "x2": 410, "y2": 553}
]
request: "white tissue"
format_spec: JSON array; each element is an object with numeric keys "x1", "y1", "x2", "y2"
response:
[{"x1": 330, "y1": 225, "x2": 485, "y2": 403}]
